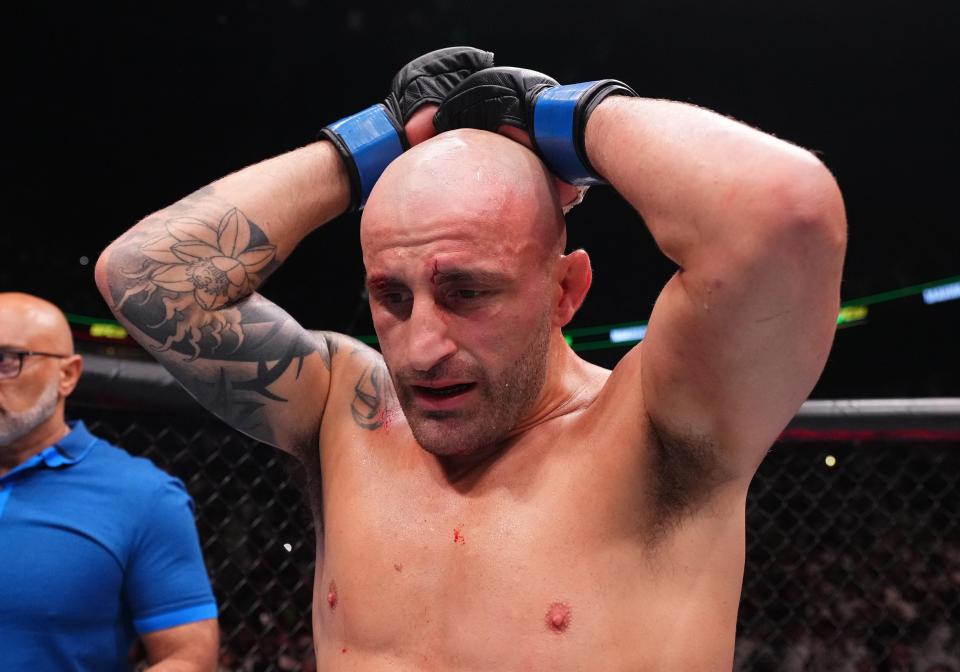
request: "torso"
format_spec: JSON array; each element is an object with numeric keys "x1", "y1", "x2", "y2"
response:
[{"x1": 309, "y1": 348, "x2": 749, "y2": 671}]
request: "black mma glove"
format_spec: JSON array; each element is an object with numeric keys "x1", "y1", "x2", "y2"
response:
[
  {"x1": 433, "y1": 67, "x2": 637, "y2": 185},
  {"x1": 320, "y1": 46, "x2": 495, "y2": 211}
]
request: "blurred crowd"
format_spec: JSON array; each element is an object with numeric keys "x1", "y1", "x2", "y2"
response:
[{"x1": 734, "y1": 525, "x2": 960, "y2": 670}]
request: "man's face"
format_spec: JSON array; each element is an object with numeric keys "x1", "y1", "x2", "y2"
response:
[
  {"x1": 0, "y1": 373, "x2": 60, "y2": 446},
  {"x1": 361, "y1": 132, "x2": 565, "y2": 457},
  {"x1": 0, "y1": 309, "x2": 66, "y2": 446}
]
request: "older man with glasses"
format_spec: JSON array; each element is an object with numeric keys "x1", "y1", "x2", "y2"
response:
[{"x1": 0, "y1": 291, "x2": 220, "y2": 672}]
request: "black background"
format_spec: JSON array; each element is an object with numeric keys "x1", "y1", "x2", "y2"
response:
[{"x1": 5, "y1": 0, "x2": 959, "y2": 398}]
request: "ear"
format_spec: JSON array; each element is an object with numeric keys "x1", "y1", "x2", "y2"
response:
[
  {"x1": 552, "y1": 249, "x2": 592, "y2": 328},
  {"x1": 58, "y1": 355, "x2": 83, "y2": 398}
]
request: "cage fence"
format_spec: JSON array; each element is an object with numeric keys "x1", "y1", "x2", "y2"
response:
[{"x1": 69, "y1": 355, "x2": 960, "y2": 672}]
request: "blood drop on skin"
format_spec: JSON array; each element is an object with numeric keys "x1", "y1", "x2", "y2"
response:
[{"x1": 545, "y1": 601, "x2": 572, "y2": 634}]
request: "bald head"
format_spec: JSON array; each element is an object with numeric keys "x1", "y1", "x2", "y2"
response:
[
  {"x1": 362, "y1": 129, "x2": 566, "y2": 264},
  {"x1": 356, "y1": 131, "x2": 595, "y2": 457},
  {"x1": 0, "y1": 293, "x2": 74, "y2": 355}
]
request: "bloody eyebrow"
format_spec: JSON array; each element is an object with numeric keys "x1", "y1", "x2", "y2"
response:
[{"x1": 365, "y1": 274, "x2": 400, "y2": 291}]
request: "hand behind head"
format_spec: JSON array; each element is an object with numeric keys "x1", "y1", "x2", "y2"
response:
[
  {"x1": 405, "y1": 105, "x2": 440, "y2": 147},
  {"x1": 497, "y1": 125, "x2": 587, "y2": 212}
]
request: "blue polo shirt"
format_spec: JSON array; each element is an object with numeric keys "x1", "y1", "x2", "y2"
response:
[{"x1": 0, "y1": 420, "x2": 218, "y2": 672}]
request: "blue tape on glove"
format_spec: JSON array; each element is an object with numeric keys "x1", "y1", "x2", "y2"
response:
[
  {"x1": 533, "y1": 81, "x2": 604, "y2": 186},
  {"x1": 327, "y1": 104, "x2": 404, "y2": 206}
]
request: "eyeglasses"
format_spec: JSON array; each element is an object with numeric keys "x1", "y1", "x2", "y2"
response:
[{"x1": 0, "y1": 349, "x2": 71, "y2": 380}]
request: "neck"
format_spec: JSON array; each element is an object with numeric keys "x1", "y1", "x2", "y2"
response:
[
  {"x1": 508, "y1": 330, "x2": 607, "y2": 434},
  {"x1": 0, "y1": 409, "x2": 71, "y2": 477}
]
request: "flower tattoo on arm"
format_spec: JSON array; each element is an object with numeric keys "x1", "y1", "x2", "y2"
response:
[
  {"x1": 104, "y1": 201, "x2": 325, "y2": 444},
  {"x1": 142, "y1": 209, "x2": 276, "y2": 310},
  {"x1": 115, "y1": 208, "x2": 278, "y2": 360}
]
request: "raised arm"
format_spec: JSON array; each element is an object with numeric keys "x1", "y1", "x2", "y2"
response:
[
  {"x1": 584, "y1": 96, "x2": 846, "y2": 481},
  {"x1": 95, "y1": 141, "x2": 350, "y2": 451},
  {"x1": 434, "y1": 66, "x2": 846, "y2": 484},
  {"x1": 96, "y1": 47, "x2": 494, "y2": 452}
]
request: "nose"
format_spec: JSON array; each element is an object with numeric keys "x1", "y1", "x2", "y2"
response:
[{"x1": 406, "y1": 298, "x2": 457, "y2": 373}]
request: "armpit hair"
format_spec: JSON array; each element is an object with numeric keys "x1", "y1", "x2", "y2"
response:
[{"x1": 647, "y1": 418, "x2": 726, "y2": 532}]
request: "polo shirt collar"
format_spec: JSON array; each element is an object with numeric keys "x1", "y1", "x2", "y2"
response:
[
  {"x1": 1, "y1": 421, "x2": 98, "y2": 483},
  {"x1": 38, "y1": 420, "x2": 98, "y2": 467}
]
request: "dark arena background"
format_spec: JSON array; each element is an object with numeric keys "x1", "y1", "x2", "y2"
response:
[{"x1": 6, "y1": 1, "x2": 960, "y2": 670}]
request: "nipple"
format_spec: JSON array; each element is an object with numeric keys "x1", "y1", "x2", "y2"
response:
[
  {"x1": 327, "y1": 580, "x2": 338, "y2": 610},
  {"x1": 545, "y1": 601, "x2": 572, "y2": 634}
]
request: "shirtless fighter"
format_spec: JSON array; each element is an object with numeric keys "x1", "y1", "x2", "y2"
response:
[{"x1": 96, "y1": 47, "x2": 846, "y2": 670}]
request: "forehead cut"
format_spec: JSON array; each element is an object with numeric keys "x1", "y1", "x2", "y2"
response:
[{"x1": 361, "y1": 129, "x2": 563, "y2": 256}]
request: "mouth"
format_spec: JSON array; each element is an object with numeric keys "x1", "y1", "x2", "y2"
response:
[
  {"x1": 414, "y1": 383, "x2": 475, "y2": 396},
  {"x1": 410, "y1": 382, "x2": 477, "y2": 410}
]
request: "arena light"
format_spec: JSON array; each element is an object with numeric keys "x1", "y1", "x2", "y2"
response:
[
  {"x1": 565, "y1": 319, "x2": 649, "y2": 352},
  {"x1": 837, "y1": 305, "x2": 867, "y2": 325},
  {"x1": 89, "y1": 323, "x2": 128, "y2": 339},
  {"x1": 842, "y1": 273, "x2": 960, "y2": 307},
  {"x1": 609, "y1": 325, "x2": 647, "y2": 343},
  {"x1": 922, "y1": 281, "x2": 960, "y2": 305}
]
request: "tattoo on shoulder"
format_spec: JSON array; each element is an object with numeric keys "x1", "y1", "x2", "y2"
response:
[
  {"x1": 104, "y1": 200, "x2": 326, "y2": 442},
  {"x1": 350, "y1": 359, "x2": 398, "y2": 431}
]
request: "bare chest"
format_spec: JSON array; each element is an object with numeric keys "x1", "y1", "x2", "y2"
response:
[{"x1": 312, "y1": 430, "x2": 700, "y2": 670}]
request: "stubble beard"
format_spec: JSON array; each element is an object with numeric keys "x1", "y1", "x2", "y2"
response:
[
  {"x1": 396, "y1": 323, "x2": 551, "y2": 458},
  {"x1": 0, "y1": 375, "x2": 60, "y2": 447}
]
